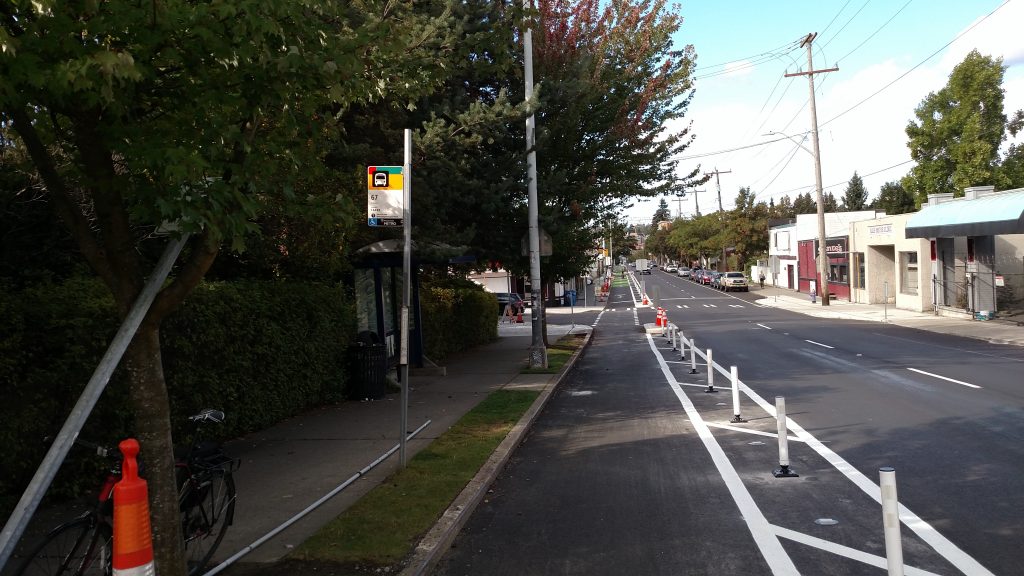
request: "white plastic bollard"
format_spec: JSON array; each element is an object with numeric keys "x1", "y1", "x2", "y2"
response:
[
  {"x1": 705, "y1": 349, "x2": 715, "y2": 392},
  {"x1": 730, "y1": 366, "x2": 745, "y2": 423},
  {"x1": 679, "y1": 330, "x2": 686, "y2": 359},
  {"x1": 689, "y1": 339, "x2": 697, "y2": 373},
  {"x1": 772, "y1": 396, "x2": 798, "y2": 477},
  {"x1": 670, "y1": 324, "x2": 677, "y2": 351},
  {"x1": 880, "y1": 467, "x2": 904, "y2": 576}
]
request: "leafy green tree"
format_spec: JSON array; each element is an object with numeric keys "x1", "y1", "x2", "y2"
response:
[
  {"x1": 529, "y1": 0, "x2": 705, "y2": 280},
  {"x1": 842, "y1": 171, "x2": 868, "y2": 210},
  {"x1": 996, "y1": 110, "x2": 1024, "y2": 189},
  {"x1": 873, "y1": 181, "x2": 916, "y2": 215},
  {"x1": 0, "y1": 2, "x2": 455, "y2": 572},
  {"x1": 903, "y1": 50, "x2": 1008, "y2": 202},
  {"x1": 793, "y1": 192, "x2": 816, "y2": 214},
  {"x1": 724, "y1": 187, "x2": 768, "y2": 270}
]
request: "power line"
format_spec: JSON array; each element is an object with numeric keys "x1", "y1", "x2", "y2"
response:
[
  {"x1": 820, "y1": 0, "x2": 1011, "y2": 128},
  {"x1": 673, "y1": 135, "x2": 802, "y2": 161},
  {"x1": 821, "y1": 0, "x2": 873, "y2": 50},
  {"x1": 836, "y1": 0, "x2": 914, "y2": 64},
  {"x1": 693, "y1": 39, "x2": 802, "y2": 72}
]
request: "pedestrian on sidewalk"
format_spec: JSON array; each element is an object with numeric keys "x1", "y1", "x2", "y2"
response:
[{"x1": 759, "y1": 272, "x2": 765, "y2": 289}]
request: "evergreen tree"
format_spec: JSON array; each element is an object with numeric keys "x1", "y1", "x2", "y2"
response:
[
  {"x1": 793, "y1": 192, "x2": 816, "y2": 214},
  {"x1": 652, "y1": 198, "x2": 672, "y2": 227},
  {"x1": 824, "y1": 192, "x2": 839, "y2": 212},
  {"x1": 842, "y1": 171, "x2": 868, "y2": 210}
]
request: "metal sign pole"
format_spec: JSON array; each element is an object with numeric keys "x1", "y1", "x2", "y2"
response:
[{"x1": 400, "y1": 129, "x2": 412, "y2": 467}]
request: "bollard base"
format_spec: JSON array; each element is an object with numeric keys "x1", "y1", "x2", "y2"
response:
[
  {"x1": 704, "y1": 386, "x2": 718, "y2": 393},
  {"x1": 689, "y1": 368, "x2": 698, "y2": 374},
  {"x1": 772, "y1": 465, "x2": 799, "y2": 478},
  {"x1": 731, "y1": 415, "x2": 747, "y2": 423}
]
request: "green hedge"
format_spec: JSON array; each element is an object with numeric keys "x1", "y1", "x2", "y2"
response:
[
  {"x1": 0, "y1": 276, "x2": 492, "y2": 514},
  {"x1": 420, "y1": 286, "x2": 498, "y2": 361},
  {"x1": 0, "y1": 278, "x2": 354, "y2": 514}
]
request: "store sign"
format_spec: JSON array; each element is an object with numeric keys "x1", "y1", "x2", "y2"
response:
[
  {"x1": 817, "y1": 237, "x2": 847, "y2": 257},
  {"x1": 868, "y1": 223, "x2": 892, "y2": 236}
]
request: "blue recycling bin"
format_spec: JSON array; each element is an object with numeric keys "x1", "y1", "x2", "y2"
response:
[{"x1": 567, "y1": 289, "x2": 577, "y2": 306}]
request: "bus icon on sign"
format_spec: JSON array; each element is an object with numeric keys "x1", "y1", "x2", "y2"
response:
[{"x1": 372, "y1": 171, "x2": 388, "y2": 188}]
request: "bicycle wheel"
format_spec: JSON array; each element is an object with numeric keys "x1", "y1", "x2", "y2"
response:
[
  {"x1": 179, "y1": 468, "x2": 235, "y2": 575},
  {"x1": 12, "y1": 515, "x2": 112, "y2": 576}
]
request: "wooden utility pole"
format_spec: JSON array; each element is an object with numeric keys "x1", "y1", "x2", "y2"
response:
[
  {"x1": 785, "y1": 33, "x2": 837, "y2": 306},
  {"x1": 705, "y1": 168, "x2": 732, "y2": 212}
]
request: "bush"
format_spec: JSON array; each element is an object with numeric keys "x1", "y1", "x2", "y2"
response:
[{"x1": 420, "y1": 284, "x2": 497, "y2": 362}]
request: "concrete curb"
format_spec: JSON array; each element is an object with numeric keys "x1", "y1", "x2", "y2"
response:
[{"x1": 399, "y1": 330, "x2": 594, "y2": 576}]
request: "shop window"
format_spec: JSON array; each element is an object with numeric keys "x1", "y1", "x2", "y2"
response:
[
  {"x1": 900, "y1": 251, "x2": 918, "y2": 295},
  {"x1": 851, "y1": 252, "x2": 865, "y2": 289}
]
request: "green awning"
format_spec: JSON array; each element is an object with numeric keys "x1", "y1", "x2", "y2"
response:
[{"x1": 905, "y1": 189, "x2": 1024, "y2": 238}]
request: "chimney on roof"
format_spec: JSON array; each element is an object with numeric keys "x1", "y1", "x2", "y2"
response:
[{"x1": 963, "y1": 185, "x2": 995, "y2": 200}]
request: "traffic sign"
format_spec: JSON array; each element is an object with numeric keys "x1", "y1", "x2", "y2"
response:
[{"x1": 367, "y1": 166, "x2": 403, "y2": 227}]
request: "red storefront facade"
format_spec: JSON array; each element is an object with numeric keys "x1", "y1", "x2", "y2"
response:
[{"x1": 797, "y1": 237, "x2": 851, "y2": 300}]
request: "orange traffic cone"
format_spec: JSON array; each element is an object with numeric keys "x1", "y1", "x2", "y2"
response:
[
  {"x1": 516, "y1": 310, "x2": 523, "y2": 323},
  {"x1": 113, "y1": 439, "x2": 155, "y2": 576},
  {"x1": 642, "y1": 294, "x2": 649, "y2": 305}
]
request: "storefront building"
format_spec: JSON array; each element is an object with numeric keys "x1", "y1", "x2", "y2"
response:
[
  {"x1": 794, "y1": 210, "x2": 883, "y2": 300},
  {"x1": 767, "y1": 221, "x2": 797, "y2": 288},
  {"x1": 849, "y1": 213, "x2": 932, "y2": 312}
]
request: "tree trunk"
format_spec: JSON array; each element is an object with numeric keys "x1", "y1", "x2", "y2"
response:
[{"x1": 123, "y1": 325, "x2": 187, "y2": 576}]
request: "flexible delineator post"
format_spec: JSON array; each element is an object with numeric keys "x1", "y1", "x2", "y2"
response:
[
  {"x1": 773, "y1": 397, "x2": 798, "y2": 477},
  {"x1": 880, "y1": 467, "x2": 904, "y2": 575},
  {"x1": 705, "y1": 349, "x2": 716, "y2": 393},
  {"x1": 730, "y1": 366, "x2": 746, "y2": 423}
]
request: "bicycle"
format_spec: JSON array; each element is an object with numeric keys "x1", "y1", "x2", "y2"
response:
[{"x1": 12, "y1": 409, "x2": 238, "y2": 576}]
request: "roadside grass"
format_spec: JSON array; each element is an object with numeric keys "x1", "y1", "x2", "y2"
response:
[{"x1": 290, "y1": 388, "x2": 539, "y2": 570}]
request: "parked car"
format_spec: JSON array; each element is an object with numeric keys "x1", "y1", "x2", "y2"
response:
[
  {"x1": 697, "y1": 270, "x2": 713, "y2": 285},
  {"x1": 677, "y1": 267, "x2": 691, "y2": 278},
  {"x1": 709, "y1": 271, "x2": 724, "y2": 288},
  {"x1": 495, "y1": 292, "x2": 525, "y2": 315},
  {"x1": 665, "y1": 264, "x2": 678, "y2": 273},
  {"x1": 720, "y1": 271, "x2": 748, "y2": 292}
]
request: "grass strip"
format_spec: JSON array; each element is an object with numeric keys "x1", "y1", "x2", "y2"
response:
[{"x1": 292, "y1": 388, "x2": 539, "y2": 568}]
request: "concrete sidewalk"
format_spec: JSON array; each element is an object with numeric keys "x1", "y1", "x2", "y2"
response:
[
  {"x1": 751, "y1": 285, "x2": 1024, "y2": 347},
  {"x1": 214, "y1": 322, "x2": 591, "y2": 574}
]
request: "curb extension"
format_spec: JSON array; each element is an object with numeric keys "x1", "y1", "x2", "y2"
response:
[{"x1": 400, "y1": 330, "x2": 594, "y2": 576}]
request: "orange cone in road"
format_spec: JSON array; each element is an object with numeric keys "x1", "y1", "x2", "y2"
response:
[{"x1": 113, "y1": 439, "x2": 155, "y2": 576}]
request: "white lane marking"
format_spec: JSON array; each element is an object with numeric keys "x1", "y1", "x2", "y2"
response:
[
  {"x1": 633, "y1": 308, "x2": 639, "y2": 326},
  {"x1": 805, "y1": 339, "x2": 834, "y2": 349},
  {"x1": 676, "y1": 305, "x2": 683, "y2": 309},
  {"x1": 649, "y1": 336, "x2": 800, "y2": 574},
  {"x1": 907, "y1": 368, "x2": 982, "y2": 389},
  {"x1": 757, "y1": 324, "x2": 772, "y2": 330},
  {"x1": 683, "y1": 304, "x2": 690, "y2": 308},
  {"x1": 771, "y1": 525, "x2": 943, "y2": 576},
  {"x1": 729, "y1": 304, "x2": 744, "y2": 308},
  {"x1": 735, "y1": 382, "x2": 995, "y2": 575},
  {"x1": 682, "y1": 345, "x2": 996, "y2": 574},
  {"x1": 705, "y1": 422, "x2": 803, "y2": 442}
]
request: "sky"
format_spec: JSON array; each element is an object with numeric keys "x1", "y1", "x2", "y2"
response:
[{"x1": 624, "y1": 0, "x2": 1024, "y2": 225}]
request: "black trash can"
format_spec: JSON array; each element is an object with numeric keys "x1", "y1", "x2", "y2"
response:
[{"x1": 348, "y1": 342, "x2": 387, "y2": 400}]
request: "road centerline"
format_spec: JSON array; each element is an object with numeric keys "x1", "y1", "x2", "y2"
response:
[{"x1": 805, "y1": 339, "x2": 834, "y2": 349}]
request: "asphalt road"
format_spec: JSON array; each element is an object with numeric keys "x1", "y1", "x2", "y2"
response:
[{"x1": 434, "y1": 270, "x2": 1024, "y2": 575}]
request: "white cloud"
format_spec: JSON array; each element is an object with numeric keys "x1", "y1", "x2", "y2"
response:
[{"x1": 941, "y1": 0, "x2": 1024, "y2": 69}]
